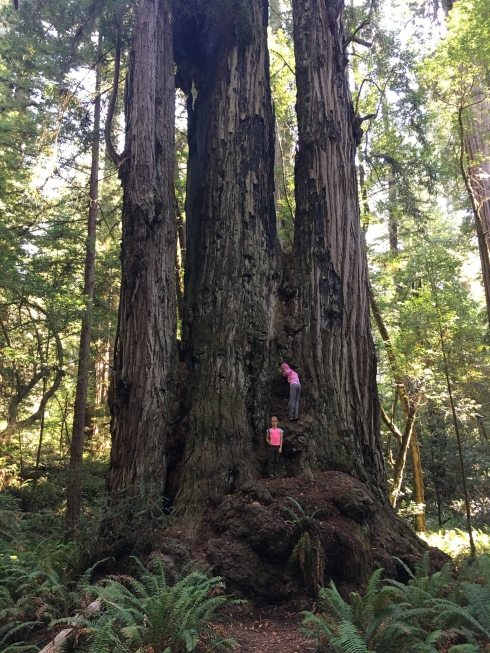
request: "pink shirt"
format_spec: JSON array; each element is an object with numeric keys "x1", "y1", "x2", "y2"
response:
[
  {"x1": 268, "y1": 428, "x2": 283, "y2": 446},
  {"x1": 284, "y1": 368, "x2": 300, "y2": 384}
]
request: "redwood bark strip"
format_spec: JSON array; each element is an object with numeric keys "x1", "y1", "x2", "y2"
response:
[
  {"x1": 108, "y1": 0, "x2": 177, "y2": 495},
  {"x1": 291, "y1": 0, "x2": 385, "y2": 488},
  {"x1": 172, "y1": 0, "x2": 279, "y2": 514},
  {"x1": 66, "y1": 41, "x2": 101, "y2": 534}
]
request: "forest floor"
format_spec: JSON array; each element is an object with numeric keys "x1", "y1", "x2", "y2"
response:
[{"x1": 215, "y1": 603, "x2": 318, "y2": 653}]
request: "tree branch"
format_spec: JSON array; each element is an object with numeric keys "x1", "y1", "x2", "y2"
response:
[
  {"x1": 380, "y1": 404, "x2": 403, "y2": 445},
  {"x1": 105, "y1": 19, "x2": 123, "y2": 166},
  {"x1": 345, "y1": 20, "x2": 372, "y2": 48}
]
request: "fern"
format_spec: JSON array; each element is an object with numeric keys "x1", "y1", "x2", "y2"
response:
[
  {"x1": 78, "y1": 557, "x2": 238, "y2": 652},
  {"x1": 303, "y1": 559, "x2": 490, "y2": 653},
  {"x1": 337, "y1": 619, "x2": 376, "y2": 653},
  {"x1": 285, "y1": 498, "x2": 324, "y2": 595},
  {"x1": 462, "y1": 582, "x2": 490, "y2": 634},
  {"x1": 431, "y1": 597, "x2": 490, "y2": 640}
]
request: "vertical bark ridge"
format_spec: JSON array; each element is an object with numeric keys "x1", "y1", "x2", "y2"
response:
[
  {"x1": 290, "y1": 0, "x2": 385, "y2": 489},
  {"x1": 173, "y1": 0, "x2": 280, "y2": 515},
  {"x1": 108, "y1": 0, "x2": 177, "y2": 495}
]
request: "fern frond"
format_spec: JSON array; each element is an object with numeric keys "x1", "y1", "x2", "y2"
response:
[
  {"x1": 432, "y1": 598, "x2": 490, "y2": 640},
  {"x1": 393, "y1": 556, "x2": 415, "y2": 580},
  {"x1": 318, "y1": 581, "x2": 353, "y2": 622},
  {"x1": 0, "y1": 644, "x2": 40, "y2": 652},
  {"x1": 463, "y1": 582, "x2": 490, "y2": 633},
  {"x1": 337, "y1": 619, "x2": 375, "y2": 653},
  {"x1": 301, "y1": 610, "x2": 337, "y2": 640}
]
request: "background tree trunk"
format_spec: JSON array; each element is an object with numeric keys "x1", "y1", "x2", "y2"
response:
[
  {"x1": 65, "y1": 44, "x2": 101, "y2": 535},
  {"x1": 108, "y1": 0, "x2": 177, "y2": 496},
  {"x1": 171, "y1": 0, "x2": 280, "y2": 515},
  {"x1": 285, "y1": 0, "x2": 386, "y2": 491},
  {"x1": 463, "y1": 114, "x2": 490, "y2": 326}
]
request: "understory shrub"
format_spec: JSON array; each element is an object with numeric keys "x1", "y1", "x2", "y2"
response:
[
  {"x1": 301, "y1": 554, "x2": 490, "y2": 653},
  {"x1": 284, "y1": 497, "x2": 324, "y2": 596},
  {"x1": 71, "y1": 556, "x2": 239, "y2": 653}
]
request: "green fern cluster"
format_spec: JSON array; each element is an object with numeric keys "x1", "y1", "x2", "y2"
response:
[
  {"x1": 285, "y1": 497, "x2": 325, "y2": 596},
  {"x1": 73, "y1": 557, "x2": 238, "y2": 653},
  {"x1": 301, "y1": 554, "x2": 490, "y2": 653},
  {"x1": 0, "y1": 542, "x2": 83, "y2": 651}
]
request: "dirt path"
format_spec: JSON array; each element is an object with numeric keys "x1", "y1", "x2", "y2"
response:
[{"x1": 217, "y1": 605, "x2": 318, "y2": 653}]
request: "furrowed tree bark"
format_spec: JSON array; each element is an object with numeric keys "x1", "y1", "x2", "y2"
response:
[
  {"x1": 66, "y1": 40, "x2": 101, "y2": 536},
  {"x1": 108, "y1": 0, "x2": 177, "y2": 496},
  {"x1": 172, "y1": 0, "x2": 279, "y2": 515},
  {"x1": 289, "y1": 0, "x2": 385, "y2": 489}
]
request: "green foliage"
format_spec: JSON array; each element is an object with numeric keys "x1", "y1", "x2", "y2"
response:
[
  {"x1": 77, "y1": 557, "x2": 238, "y2": 653},
  {"x1": 302, "y1": 556, "x2": 490, "y2": 653},
  {"x1": 0, "y1": 540, "x2": 96, "y2": 650},
  {"x1": 76, "y1": 483, "x2": 172, "y2": 568},
  {"x1": 421, "y1": 530, "x2": 490, "y2": 558},
  {"x1": 284, "y1": 497, "x2": 324, "y2": 596},
  {"x1": 268, "y1": 15, "x2": 296, "y2": 249}
]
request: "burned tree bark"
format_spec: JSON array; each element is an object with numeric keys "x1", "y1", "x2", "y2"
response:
[
  {"x1": 286, "y1": 0, "x2": 385, "y2": 489},
  {"x1": 171, "y1": 0, "x2": 279, "y2": 515},
  {"x1": 108, "y1": 0, "x2": 177, "y2": 495}
]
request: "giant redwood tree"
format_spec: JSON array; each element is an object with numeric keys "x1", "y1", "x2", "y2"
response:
[{"x1": 108, "y1": 0, "x2": 431, "y2": 592}]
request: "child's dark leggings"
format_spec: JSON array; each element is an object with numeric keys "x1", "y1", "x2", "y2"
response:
[
  {"x1": 289, "y1": 382, "x2": 301, "y2": 418},
  {"x1": 268, "y1": 445, "x2": 280, "y2": 477}
]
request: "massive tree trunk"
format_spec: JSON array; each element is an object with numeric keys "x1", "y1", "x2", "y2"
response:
[
  {"x1": 108, "y1": 0, "x2": 177, "y2": 495},
  {"x1": 171, "y1": 0, "x2": 279, "y2": 515},
  {"x1": 286, "y1": 0, "x2": 385, "y2": 491}
]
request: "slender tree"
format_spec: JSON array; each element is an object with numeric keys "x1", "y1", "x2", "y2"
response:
[{"x1": 66, "y1": 38, "x2": 102, "y2": 535}]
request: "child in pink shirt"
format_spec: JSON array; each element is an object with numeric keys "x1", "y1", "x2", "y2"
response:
[
  {"x1": 281, "y1": 363, "x2": 301, "y2": 420},
  {"x1": 266, "y1": 416, "x2": 283, "y2": 478}
]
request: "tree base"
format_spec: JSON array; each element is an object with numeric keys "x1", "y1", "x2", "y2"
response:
[{"x1": 163, "y1": 471, "x2": 449, "y2": 603}]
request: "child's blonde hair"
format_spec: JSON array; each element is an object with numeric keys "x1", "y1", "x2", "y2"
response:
[{"x1": 271, "y1": 415, "x2": 278, "y2": 421}]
